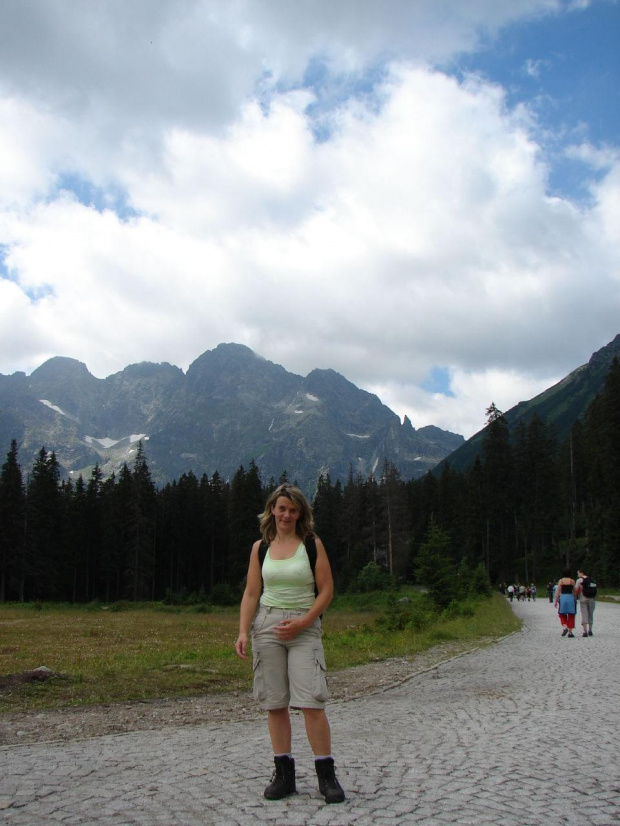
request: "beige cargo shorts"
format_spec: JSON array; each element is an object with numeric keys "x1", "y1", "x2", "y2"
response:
[{"x1": 251, "y1": 605, "x2": 330, "y2": 710}]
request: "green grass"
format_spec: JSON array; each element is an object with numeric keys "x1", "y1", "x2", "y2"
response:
[{"x1": 0, "y1": 592, "x2": 520, "y2": 713}]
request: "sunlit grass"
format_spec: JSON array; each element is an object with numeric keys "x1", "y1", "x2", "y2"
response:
[{"x1": 0, "y1": 593, "x2": 520, "y2": 713}]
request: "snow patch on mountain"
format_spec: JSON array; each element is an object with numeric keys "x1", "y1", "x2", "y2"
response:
[
  {"x1": 84, "y1": 434, "x2": 148, "y2": 450},
  {"x1": 39, "y1": 399, "x2": 80, "y2": 422},
  {"x1": 85, "y1": 436, "x2": 121, "y2": 449}
]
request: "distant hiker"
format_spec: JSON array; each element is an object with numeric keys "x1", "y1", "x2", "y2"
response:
[
  {"x1": 507, "y1": 584, "x2": 515, "y2": 602},
  {"x1": 575, "y1": 569, "x2": 597, "y2": 637},
  {"x1": 546, "y1": 581, "x2": 554, "y2": 602},
  {"x1": 234, "y1": 483, "x2": 345, "y2": 805},
  {"x1": 530, "y1": 584, "x2": 537, "y2": 601},
  {"x1": 554, "y1": 568, "x2": 577, "y2": 637}
]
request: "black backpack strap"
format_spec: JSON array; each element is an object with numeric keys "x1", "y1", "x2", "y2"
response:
[
  {"x1": 305, "y1": 534, "x2": 317, "y2": 578},
  {"x1": 258, "y1": 540, "x2": 268, "y2": 569}
]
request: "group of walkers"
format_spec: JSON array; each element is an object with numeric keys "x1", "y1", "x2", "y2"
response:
[
  {"x1": 502, "y1": 583, "x2": 537, "y2": 602},
  {"x1": 503, "y1": 571, "x2": 598, "y2": 640},
  {"x1": 551, "y1": 568, "x2": 597, "y2": 638}
]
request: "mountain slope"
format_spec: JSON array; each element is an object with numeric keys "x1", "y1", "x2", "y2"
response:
[{"x1": 439, "y1": 334, "x2": 620, "y2": 474}]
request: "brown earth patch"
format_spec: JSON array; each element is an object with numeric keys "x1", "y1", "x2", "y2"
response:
[{"x1": 0, "y1": 641, "x2": 478, "y2": 747}]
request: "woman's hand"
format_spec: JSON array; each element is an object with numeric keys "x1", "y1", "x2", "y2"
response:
[
  {"x1": 235, "y1": 632, "x2": 249, "y2": 660},
  {"x1": 274, "y1": 617, "x2": 307, "y2": 641}
]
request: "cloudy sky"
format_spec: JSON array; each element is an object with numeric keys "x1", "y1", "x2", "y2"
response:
[{"x1": 1, "y1": 0, "x2": 619, "y2": 439}]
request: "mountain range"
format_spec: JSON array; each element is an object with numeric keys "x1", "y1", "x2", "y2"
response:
[
  {"x1": 2, "y1": 335, "x2": 618, "y2": 491},
  {"x1": 0, "y1": 343, "x2": 464, "y2": 491}
]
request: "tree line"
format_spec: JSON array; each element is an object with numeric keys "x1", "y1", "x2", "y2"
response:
[{"x1": 1, "y1": 359, "x2": 618, "y2": 603}]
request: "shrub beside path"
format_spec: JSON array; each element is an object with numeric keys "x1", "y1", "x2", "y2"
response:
[{"x1": 1, "y1": 598, "x2": 619, "y2": 825}]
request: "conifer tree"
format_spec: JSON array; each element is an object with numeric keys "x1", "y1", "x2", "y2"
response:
[
  {"x1": 228, "y1": 461, "x2": 264, "y2": 585},
  {"x1": 84, "y1": 464, "x2": 104, "y2": 600},
  {"x1": 462, "y1": 457, "x2": 486, "y2": 570},
  {"x1": 312, "y1": 474, "x2": 343, "y2": 583},
  {"x1": 379, "y1": 460, "x2": 408, "y2": 578},
  {"x1": 416, "y1": 518, "x2": 456, "y2": 609},
  {"x1": 128, "y1": 442, "x2": 157, "y2": 600},
  {"x1": 584, "y1": 358, "x2": 620, "y2": 583},
  {"x1": 25, "y1": 448, "x2": 62, "y2": 599},
  {"x1": 482, "y1": 404, "x2": 514, "y2": 582},
  {"x1": 513, "y1": 415, "x2": 558, "y2": 582},
  {"x1": 66, "y1": 475, "x2": 88, "y2": 601},
  {"x1": 202, "y1": 470, "x2": 229, "y2": 593},
  {"x1": 557, "y1": 420, "x2": 587, "y2": 565},
  {"x1": 0, "y1": 440, "x2": 25, "y2": 601}
]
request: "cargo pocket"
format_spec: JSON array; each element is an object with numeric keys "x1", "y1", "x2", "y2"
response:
[
  {"x1": 252, "y1": 651, "x2": 267, "y2": 703},
  {"x1": 312, "y1": 646, "x2": 330, "y2": 702}
]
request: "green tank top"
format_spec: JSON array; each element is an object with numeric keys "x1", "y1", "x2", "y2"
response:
[{"x1": 260, "y1": 542, "x2": 315, "y2": 610}]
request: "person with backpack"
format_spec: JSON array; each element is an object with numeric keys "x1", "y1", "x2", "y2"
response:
[
  {"x1": 554, "y1": 568, "x2": 577, "y2": 637},
  {"x1": 234, "y1": 483, "x2": 345, "y2": 805},
  {"x1": 575, "y1": 569, "x2": 597, "y2": 637}
]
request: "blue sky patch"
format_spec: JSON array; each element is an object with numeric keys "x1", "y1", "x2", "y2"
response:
[
  {"x1": 54, "y1": 173, "x2": 139, "y2": 220},
  {"x1": 423, "y1": 367, "x2": 455, "y2": 397},
  {"x1": 0, "y1": 244, "x2": 10, "y2": 281},
  {"x1": 452, "y1": 0, "x2": 619, "y2": 203}
]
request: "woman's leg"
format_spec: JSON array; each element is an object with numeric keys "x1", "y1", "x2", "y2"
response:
[
  {"x1": 267, "y1": 707, "x2": 292, "y2": 754},
  {"x1": 302, "y1": 707, "x2": 332, "y2": 755}
]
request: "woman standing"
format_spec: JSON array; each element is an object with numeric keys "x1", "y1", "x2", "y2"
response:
[
  {"x1": 554, "y1": 568, "x2": 577, "y2": 637},
  {"x1": 234, "y1": 484, "x2": 345, "y2": 804}
]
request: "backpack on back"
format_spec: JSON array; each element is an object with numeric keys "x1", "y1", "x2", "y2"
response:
[{"x1": 581, "y1": 576, "x2": 597, "y2": 598}]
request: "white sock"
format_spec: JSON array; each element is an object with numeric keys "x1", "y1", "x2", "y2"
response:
[{"x1": 314, "y1": 755, "x2": 333, "y2": 762}]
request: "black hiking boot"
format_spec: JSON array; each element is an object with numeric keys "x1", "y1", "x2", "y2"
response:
[
  {"x1": 264, "y1": 755, "x2": 296, "y2": 800},
  {"x1": 315, "y1": 757, "x2": 346, "y2": 804}
]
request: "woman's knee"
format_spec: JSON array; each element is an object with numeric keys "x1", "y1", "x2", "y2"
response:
[
  {"x1": 268, "y1": 707, "x2": 290, "y2": 719},
  {"x1": 301, "y1": 707, "x2": 328, "y2": 722}
]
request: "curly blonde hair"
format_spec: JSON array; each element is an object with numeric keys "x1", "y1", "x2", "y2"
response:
[{"x1": 258, "y1": 484, "x2": 315, "y2": 543}]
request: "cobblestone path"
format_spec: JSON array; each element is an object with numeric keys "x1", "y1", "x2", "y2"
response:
[{"x1": 1, "y1": 598, "x2": 618, "y2": 825}]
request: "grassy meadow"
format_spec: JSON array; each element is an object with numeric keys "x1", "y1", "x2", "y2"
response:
[{"x1": 0, "y1": 591, "x2": 521, "y2": 713}]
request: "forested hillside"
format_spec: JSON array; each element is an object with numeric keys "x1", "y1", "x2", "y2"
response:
[{"x1": 1, "y1": 359, "x2": 618, "y2": 602}]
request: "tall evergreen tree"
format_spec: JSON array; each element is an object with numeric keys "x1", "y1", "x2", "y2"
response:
[
  {"x1": 312, "y1": 474, "x2": 343, "y2": 584},
  {"x1": 462, "y1": 457, "x2": 486, "y2": 570},
  {"x1": 83, "y1": 464, "x2": 104, "y2": 600},
  {"x1": 557, "y1": 420, "x2": 588, "y2": 567},
  {"x1": 513, "y1": 415, "x2": 558, "y2": 582},
  {"x1": 227, "y1": 461, "x2": 264, "y2": 585},
  {"x1": 127, "y1": 442, "x2": 157, "y2": 600},
  {"x1": 65, "y1": 475, "x2": 88, "y2": 601},
  {"x1": 25, "y1": 448, "x2": 62, "y2": 599},
  {"x1": 379, "y1": 461, "x2": 409, "y2": 579},
  {"x1": 0, "y1": 440, "x2": 25, "y2": 601},
  {"x1": 202, "y1": 470, "x2": 229, "y2": 593},
  {"x1": 481, "y1": 404, "x2": 514, "y2": 582},
  {"x1": 584, "y1": 358, "x2": 620, "y2": 583},
  {"x1": 416, "y1": 518, "x2": 456, "y2": 609}
]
